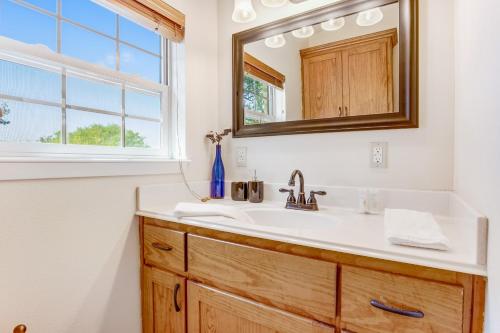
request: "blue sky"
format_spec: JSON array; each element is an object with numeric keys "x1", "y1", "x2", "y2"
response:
[{"x1": 0, "y1": 0, "x2": 163, "y2": 148}]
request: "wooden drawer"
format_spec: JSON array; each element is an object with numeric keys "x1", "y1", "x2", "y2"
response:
[
  {"x1": 143, "y1": 224, "x2": 186, "y2": 273},
  {"x1": 187, "y1": 235, "x2": 337, "y2": 325},
  {"x1": 341, "y1": 266, "x2": 464, "y2": 333}
]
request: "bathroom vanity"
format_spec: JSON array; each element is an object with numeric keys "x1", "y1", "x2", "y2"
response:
[
  {"x1": 137, "y1": 214, "x2": 485, "y2": 333},
  {"x1": 136, "y1": 182, "x2": 487, "y2": 333}
]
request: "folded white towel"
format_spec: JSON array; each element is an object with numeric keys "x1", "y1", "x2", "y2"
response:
[
  {"x1": 173, "y1": 202, "x2": 253, "y2": 224},
  {"x1": 384, "y1": 209, "x2": 450, "y2": 251}
]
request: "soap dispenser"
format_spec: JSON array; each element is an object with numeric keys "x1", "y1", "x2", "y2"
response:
[{"x1": 248, "y1": 170, "x2": 264, "y2": 203}]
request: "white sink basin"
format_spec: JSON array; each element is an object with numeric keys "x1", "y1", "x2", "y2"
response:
[{"x1": 243, "y1": 207, "x2": 338, "y2": 230}]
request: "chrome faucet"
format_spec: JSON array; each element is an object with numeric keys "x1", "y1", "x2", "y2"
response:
[{"x1": 279, "y1": 169, "x2": 326, "y2": 211}]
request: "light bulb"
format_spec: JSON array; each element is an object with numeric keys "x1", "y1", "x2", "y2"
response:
[
  {"x1": 356, "y1": 7, "x2": 384, "y2": 26},
  {"x1": 232, "y1": 0, "x2": 257, "y2": 23},
  {"x1": 291, "y1": 26, "x2": 314, "y2": 39},
  {"x1": 265, "y1": 34, "x2": 286, "y2": 48},
  {"x1": 261, "y1": 0, "x2": 288, "y2": 7},
  {"x1": 321, "y1": 17, "x2": 345, "y2": 31}
]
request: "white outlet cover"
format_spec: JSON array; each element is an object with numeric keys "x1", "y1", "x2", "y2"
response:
[
  {"x1": 370, "y1": 142, "x2": 388, "y2": 168},
  {"x1": 236, "y1": 146, "x2": 247, "y2": 167}
]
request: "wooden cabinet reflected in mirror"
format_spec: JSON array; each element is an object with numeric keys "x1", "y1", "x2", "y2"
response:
[
  {"x1": 233, "y1": 0, "x2": 418, "y2": 137},
  {"x1": 302, "y1": 29, "x2": 397, "y2": 120}
]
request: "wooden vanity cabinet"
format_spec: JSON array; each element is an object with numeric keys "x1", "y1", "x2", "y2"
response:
[
  {"x1": 139, "y1": 217, "x2": 486, "y2": 333},
  {"x1": 301, "y1": 29, "x2": 397, "y2": 119}
]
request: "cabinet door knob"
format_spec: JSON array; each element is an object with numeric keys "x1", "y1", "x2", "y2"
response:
[
  {"x1": 345, "y1": 106, "x2": 349, "y2": 116},
  {"x1": 370, "y1": 299, "x2": 424, "y2": 318},
  {"x1": 339, "y1": 106, "x2": 342, "y2": 117},
  {"x1": 13, "y1": 325, "x2": 27, "y2": 333},
  {"x1": 174, "y1": 283, "x2": 182, "y2": 312}
]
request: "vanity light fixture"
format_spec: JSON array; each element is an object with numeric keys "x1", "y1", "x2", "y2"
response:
[
  {"x1": 261, "y1": 0, "x2": 288, "y2": 7},
  {"x1": 291, "y1": 25, "x2": 314, "y2": 38},
  {"x1": 356, "y1": 7, "x2": 384, "y2": 26},
  {"x1": 265, "y1": 34, "x2": 286, "y2": 48},
  {"x1": 320, "y1": 17, "x2": 345, "y2": 31},
  {"x1": 232, "y1": 0, "x2": 257, "y2": 23}
]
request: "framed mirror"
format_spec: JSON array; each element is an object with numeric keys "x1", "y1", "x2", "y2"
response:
[{"x1": 233, "y1": 0, "x2": 418, "y2": 137}]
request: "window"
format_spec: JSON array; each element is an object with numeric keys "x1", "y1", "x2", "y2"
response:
[
  {"x1": 243, "y1": 74, "x2": 285, "y2": 125},
  {"x1": 243, "y1": 53, "x2": 286, "y2": 125},
  {"x1": 0, "y1": 0, "x2": 173, "y2": 158}
]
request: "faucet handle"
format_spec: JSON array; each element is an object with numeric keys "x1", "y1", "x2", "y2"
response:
[
  {"x1": 279, "y1": 188, "x2": 296, "y2": 203},
  {"x1": 307, "y1": 190, "x2": 327, "y2": 204}
]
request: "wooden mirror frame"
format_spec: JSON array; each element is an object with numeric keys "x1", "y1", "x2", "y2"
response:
[{"x1": 232, "y1": 0, "x2": 418, "y2": 137}]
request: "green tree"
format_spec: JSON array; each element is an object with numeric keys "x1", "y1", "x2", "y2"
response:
[
  {"x1": 0, "y1": 102, "x2": 11, "y2": 125},
  {"x1": 40, "y1": 124, "x2": 148, "y2": 147}
]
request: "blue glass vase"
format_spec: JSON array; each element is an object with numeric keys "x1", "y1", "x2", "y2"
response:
[{"x1": 210, "y1": 144, "x2": 225, "y2": 199}]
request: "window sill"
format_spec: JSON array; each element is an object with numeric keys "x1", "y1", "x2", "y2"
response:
[{"x1": 0, "y1": 155, "x2": 190, "y2": 180}]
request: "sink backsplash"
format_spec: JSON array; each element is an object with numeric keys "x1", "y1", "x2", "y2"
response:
[{"x1": 137, "y1": 181, "x2": 482, "y2": 218}]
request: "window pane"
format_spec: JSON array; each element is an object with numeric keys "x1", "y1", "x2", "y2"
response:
[
  {"x1": 244, "y1": 97, "x2": 255, "y2": 112},
  {"x1": 62, "y1": 0, "x2": 116, "y2": 36},
  {"x1": 256, "y1": 95, "x2": 268, "y2": 114},
  {"x1": 125, "y1": 118, "x2": 159, "y2": 148},
  {"x1": 66, "y1": 109, "x2": 121, "y2": 146},
  {"x1": 62, "y1": 22, "x2": 116, "y2": 69},
  {"x1": 119, "y1": 17, "x2": 160, "y2": 55},
  {"x1": 255, "y1": 81, "x2": 269, "y2": 98},
  {"x1": 24, "y1": 0, "x2": 56, "y2": 12},
  {"x1": 0, "y1": 99, "x2": 61, "y2": 143},
  {"x1": 120, "y1": 44, "x2": 160, "y2": 83},
  {"x1": 67, "y1": 75, "x2": 121, "y2": 113},
  {"x1": 0, "y1": 59, "x2": 61, "y2": 103},
  {"x1": 0, "y1": 0, "x2": 56, "y2": 50},
  {"x1": 125, "y1": 89, "x2": 161, "y2": 119},
  {"x1": 244, "y1": 75, "x2": 255, "y2": 93}
]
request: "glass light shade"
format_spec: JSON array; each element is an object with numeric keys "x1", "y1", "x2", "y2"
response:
[
  {"x1": 232, "y1": 0, "x2": 257, "y2": 23},
  {"x1": 321, "y1": 17, "x2": 345, "y2": 31},
  {"x1": 356, "y1": 7, "x2": 384, "y2": 26},
  {"x1": 291, "y1": 26, "x2": 314, "y2": 39},
  {"x1": 265, "y1": 34, "x2": 286, "y2": 48},
  {"x1": 260, "y1": 0, "x2": 288, "y2": 7}
]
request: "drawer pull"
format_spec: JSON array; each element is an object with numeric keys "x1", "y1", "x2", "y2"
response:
[
  {"x1": 370, "y1": 299, "x2": 424, "y2": 318},
  {"x1": 152, "y1": 242, "x2": 173, "y2": 252},
  {"x1": 174, "y1": 283, "x2": 181, "y2": 312}
]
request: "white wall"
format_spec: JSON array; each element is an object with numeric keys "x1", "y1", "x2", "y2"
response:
[
  {"x1": 219, "y1": 0, "x2": 456, "y2": 190},
  {"x1": 0, "y1": 0, "x2": 219, "y2": 332},
  {"x1": 454, "y1": 0, "x2": 500, "y2": 331}
]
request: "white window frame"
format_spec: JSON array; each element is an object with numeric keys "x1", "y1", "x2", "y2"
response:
[{"x1": 0, "y1": 2, "x2": 186, "y2": 179}]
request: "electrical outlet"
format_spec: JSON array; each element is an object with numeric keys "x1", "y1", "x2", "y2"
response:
[
  {"x1": 236, "y1": 146, "x2": 247, "y2": 167},
  {"x1": 371, "y1": 142, "x2": 388, "y2": 168}
]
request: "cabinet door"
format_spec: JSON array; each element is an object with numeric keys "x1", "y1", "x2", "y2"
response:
[
  {"x1": 142, "y1": 266, "x2": 186, "y2": 333},
  {"x1": 302, "y1": 51, "x2": 343, "y2": 120},
  {"x1": 187, "y1": 281, "x2": 335, "y2": 333},
  {"x1": 342, "y1": 39, "x2": 394, "y2": 116}
]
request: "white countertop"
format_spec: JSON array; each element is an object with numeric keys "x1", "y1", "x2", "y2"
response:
[{"x1": 137, "y1": 199, "x2": 487, "y2": 276}]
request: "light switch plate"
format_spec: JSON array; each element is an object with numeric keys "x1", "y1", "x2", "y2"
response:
[
  {"x1": 371, "y1": 142, "x2": 388, "y2": 168},
  {"x1": 236, "y1": 146, "x2": 247, "y2": 167}
]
